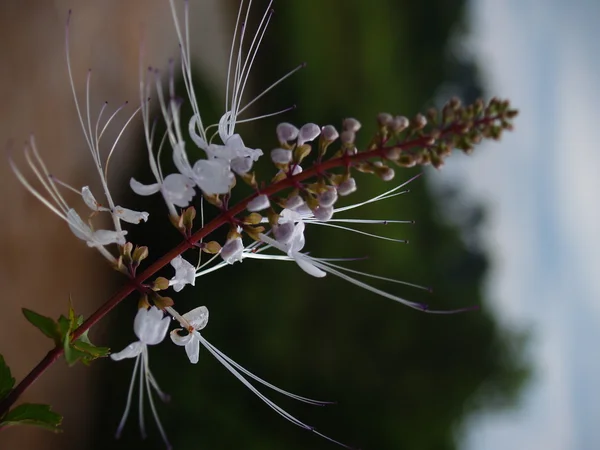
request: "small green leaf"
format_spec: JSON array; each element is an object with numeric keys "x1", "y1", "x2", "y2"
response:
[
  {"x1": 0, "y1": 355, "x2": 15, "y2": 400},
  {"x1": 0, "y1": 403, "x2": 62, "y2": 432},
  {"x1": 22, "y1": 309, "x2": 60, "y2": 344}
]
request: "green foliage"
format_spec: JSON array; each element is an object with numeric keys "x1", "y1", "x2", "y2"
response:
[
  {"x1": 0, "y1": 355, "x2": 15, "y2": 401},
  {"x1": 0, "y1": 403, "x2": 62, "y2": 432},
  {"x1": 22, "y1": 304, "x2": 109, "y2": 367}
]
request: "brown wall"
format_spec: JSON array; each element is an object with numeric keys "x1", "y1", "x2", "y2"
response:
[{"x1": 0, "y1": 1, "x2": 228, "y2": 449}]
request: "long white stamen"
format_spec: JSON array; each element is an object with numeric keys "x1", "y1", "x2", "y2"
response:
[
  {"x1": 104, "y1": 105, "x2": 142, "y2": 184},
  {"x1": 237, "y1": 64, "x2": 304, "y2": 116},
  {"x1": 226, "y1": 0, "x2": 245, "y2": 113},
  {"x1": 196, "y1": 334, "x2": 352, "y2": 449},
  {"x1": 143, "y1": 348, "x2": 171, "y2": 449},
  {"x1": 232, "y1": 3, "x2": 274, "y2": 125},
  {"x1": 138, "y1": 350, "x2": 146, "y2": 439},
  {"x1": 202, "y1": 339, "x2": 333, "y2": 406},
  {"x1": 116, "y1": 354, "x2": 141, "y2": 439},
  {"x1": 27, "y1": 142, "x2": 69, "y2": 214},
  {"x1": 234, "y1": 104, "x2": 296, "y2": 124},
  {"x1": 305, "y1": 221, "x2": 409, "y2": 244}
]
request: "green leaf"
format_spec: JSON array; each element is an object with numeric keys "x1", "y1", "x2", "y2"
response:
[
  {"x1": 22, "y1": 309, "x2": 60, "y2": 345},
  {"x1": 0, "y1": 355, "x2": 15, "y2": 400},
  {"x1": 0, "y1": 403, "x2": 62, "y2": 432}
]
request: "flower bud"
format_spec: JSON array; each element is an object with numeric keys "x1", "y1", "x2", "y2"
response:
[
  {"x1": 377, "y1": 112, "x2": 393, "y2": 127},
  {"x1": 271, "y1": 148, "x2": 293, "y2": 164},
  {"x1": 391, "y1": 115, "x2": 409, "y2": 132},
  {"x1": 321, "y1": 125, "x2": 339, "y2": 142},
  {"x1": 276, "y1": 122, "x2": 299, "y2": 144},
  {"x1": 317, "y1": 186, "x2": 338, "y2": 208},
  {"x1": 297, "y1": 123, "x2": 320, "y2": 145},
  {"x1": 152, "y1": 277, "x2": 170, "y2": 291},
  {"x1": 285, "y1": 195, "x2": 304, "y2": 210},
  {"x1": 132, "y1": 245, "x2": 149, "y2": 263},
  {"x1": 202, "y1": 241, "x2": 222, "y2": 254},
  {"x1": 247, "y1": 194, "x2": 270, "y2": 212},
  {"x1": 313, "y1": 205, "x2": 334, "y2": 222},
  {"x1": 337, "y1": 178, "x2": 357, "y2": 196},
  {"x1": 340, "y1": 130, "x2": 356, "y2": 145},
  {"x1": 343, "y1": 117, "x2": 361, "y2": 132}
]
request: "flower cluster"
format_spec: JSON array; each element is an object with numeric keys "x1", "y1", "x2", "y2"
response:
[{"x1": 7, "y1": 0, "x2": 518, "y2": 448}]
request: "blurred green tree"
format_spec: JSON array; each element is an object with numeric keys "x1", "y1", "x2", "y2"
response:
[{"x1": 93, "y1": 1, "x2": 529, "y2": 449}]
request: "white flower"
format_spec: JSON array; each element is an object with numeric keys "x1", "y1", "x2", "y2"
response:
[
  {"x1": 297, "y1": 123, "x2": 321, "y2": 146},
  {"x1": 271, "y1": 148, "x2": 293, "y2": 164},
  {"x1": 317, "y1": 186, "x2": 338, "y2": 208},
  {"x1": 169, "y1": 255, "x2": 196, "y2": 292},
  {"x1": 337, "y1": 178, "x2": 357, "y2": 196},
  {"x1": 110, "y1": 307, "x2": 171, "y2": 448},
  {"x1": 66, "y1": 208, "x2": 127, "y2": 247},
  {"x1": 192, "y1": 158, "x2": 235, "y2": 195},
  {"x1": 221, "y1": 237, "x2": 244, "y2": 264},
  {"x1": 130, "y1": 174, "x2": 196, "y2": 209},
  {"x1": 276, "y1": 123, "x2": 300, "y2": 144},
  {"x1": 169, "y1": 306, "x2": 209, "y2": 364}
]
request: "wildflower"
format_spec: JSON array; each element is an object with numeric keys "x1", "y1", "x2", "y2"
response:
[
  {"x1": 221, "y1": 237, "x2": 244, "y2": 264},
  {"x1": 169, "y1": 255, "x2": 196, "y2": 292},
  {"x1": 110, "y1": 306, "x2": 171, "y2": 449}
]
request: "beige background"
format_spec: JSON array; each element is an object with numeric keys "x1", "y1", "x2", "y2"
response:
[{"x1": 0, "y1": 1, "x2": 228, "y2": 448}]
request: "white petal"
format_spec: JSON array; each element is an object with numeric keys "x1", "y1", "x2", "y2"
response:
[
  {"x1": 110, "y1": 341, "x2": 143, "y2": 361},
  {"x1": 182, "y1": 306, "x2": 209, "y2": 331},
  {"x1": 170, "y1": 329, "x2": 194, "y2": 347},
  {"x1": 172, "y1": 141, "x2": 195, "y2": 179},
  {"x1": 188, "y1": 115, "x2": 209, "y2": 150},
  {"x1": 185, "y1": 334, "x2": 201, "y2": 364},
  {"x1": 274, "y1": 221, "x2": 295, "y2": 245},
  {"x1": 81, "y1": 186, "x2": 101, "y2": 211},
  {"x1": 279, "y1": 208, "x2": 302, "y2": 223},
  {"x1": 169, "y1": 256, "x2": 196, "y2": 292},
  {"x1": 162, "y1": 174, "x2": 196, "y2": 208},
  {"x1": 221, "y1": 237, "x2": 244, "y2": 264},
  {"x1": 230, "y1": 156, "x2": 253, "y2": 174},
  {"x1": 90, "y1": 229, "x2": 127, "y2": 246},
  {"x1": 66, "y1": 208, "x2": 92, "y2": 241},
  {"x1": 134, "y1": 306, "x2": 170, "y2": 346},
  {"x1": 130, "y1": 178, "x2": 160, "y2": 196},
  {"x1": 295, "y1": 254, "x2": 327, "y2": 278},
  {"x1": 247, "y1": 194, "x2": 270, "y2": 212},
  {"x1": 113, "y1": 206, "x2": 149, "y2": 224},
  {"x1": 193, "y1": 159, "x2": 234, "y2": 195},
  {"x1": 289, "y1": 221, "x2": 306, "y2": 254}
]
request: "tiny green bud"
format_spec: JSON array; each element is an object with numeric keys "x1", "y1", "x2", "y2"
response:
[
  {"x1": 203, "y1": 241, "x2": 222, "y2": 254},
  {"x1": 132, "y1": 246, "x2": 149, "y2": 263}
]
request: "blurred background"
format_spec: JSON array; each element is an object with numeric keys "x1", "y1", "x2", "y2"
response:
[{"x1": 0, "y1": 0, "x2": 597, "y2": 449}]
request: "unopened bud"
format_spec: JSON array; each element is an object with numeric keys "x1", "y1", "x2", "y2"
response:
[
  {"x1": 152, "y1": 293, "x2": 174, "y2": 310},
  {"x1": 343, "y1": 117, "x2": 361, "y2": 132},
  {"x1": 391, "y1": 115, "x2": 409, "y2": 132},
  {"x1": 340, "y1": 130, "x2": 356, "y2": 145},
  {"x1": 337, "y1": 178, "x2": 357, "y2": 196},
  {"x1": 293, "y1": 144, "x2": 312, "y2": 163},
  {"x1": 247, "y1": 194, "x2": 270, "y2": 212},
  {"x1": 321, "y1": 125, "x2": 339, "y2": 142},
  {"x1": 202, "y1": 241, "x2": 222, "y2": 254},
  {"x1": 312, "y1": 205, "x2": 334, "y2": 222},
  {"x1": 297, "y1": 123, "x2": 321, "y2": 145},
  {"x1": 285, "y1": 195, "x2": 304, "y2": 210},
  {"x1": 243, "y1": 213, "x2": 263, "y2": 225},
  {"x1": 377, "y1": 112, "x2": 393, "y2": 127},
  {"x1": 132, "y1": 246, "x2": 149, "y2": 263},
  {"x1": 413, "y1": 114, "x2": 427, "y2": 129},
  {"x1": 317, "y1": 186, "x2": 338, "y2": 208},
  {"x1": 276, "y1": 122, "x2": 299, "y2": 144},
  {"x1": 152, "y1": 277, "x2": 170, "y2": 291},
  {"x1": 271, "y1": 148, "x2": 293, "y2": 164}
]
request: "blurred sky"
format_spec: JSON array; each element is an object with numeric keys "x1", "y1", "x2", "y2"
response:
[{"x1": 439, "y1": 0, "x2": 600, "y2": 449}]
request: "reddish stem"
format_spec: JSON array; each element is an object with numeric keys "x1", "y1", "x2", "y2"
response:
[{"x1": 0, "y1": 117, "x2": 497, "y2": 419}]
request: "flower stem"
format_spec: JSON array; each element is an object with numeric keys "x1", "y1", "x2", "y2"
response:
[{"x1": 0, "y1": 115, "x2": 500, "y2": 420}]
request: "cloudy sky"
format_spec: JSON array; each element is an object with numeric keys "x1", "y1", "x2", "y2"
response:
[{"x1": 438, "y1": 0, "x2": 600, "y2": 449}]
